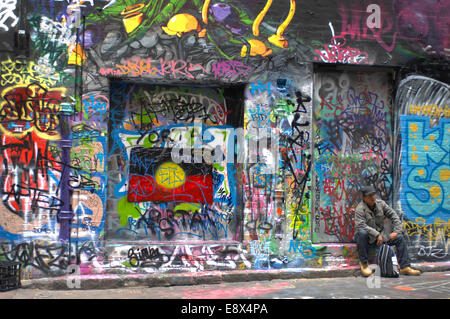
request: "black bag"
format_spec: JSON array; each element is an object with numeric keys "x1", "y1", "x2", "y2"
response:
[{"x1": 376, "y1": 244, "x2": 399, "y2": 278}]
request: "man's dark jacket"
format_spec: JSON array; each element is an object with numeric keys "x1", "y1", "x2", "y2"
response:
[{"x1": 355, "y1": 199, "x2": 403, "y2": 244}]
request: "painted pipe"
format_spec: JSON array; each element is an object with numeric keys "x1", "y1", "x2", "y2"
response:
[
  {"x1": 202, "y1": 0, "x2": 211, "y2": 24},
  {"x1": 268, "y1": 0, "x2": 295, "y2": 48},
  {"x1": 252, "y1": 0, "x2": 273, "y2": 37}
]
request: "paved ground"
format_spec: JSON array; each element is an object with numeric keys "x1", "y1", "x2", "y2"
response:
[{"x1": 2, "y1": 271, "x2": 449, "y2": 299}]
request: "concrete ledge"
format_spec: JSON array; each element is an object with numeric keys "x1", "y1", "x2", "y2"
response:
[
  {"x1": 20, "y1": 261, "x2": 450, "y2": 291},
  {"x1": 165, "y1": 273, "x2": 197, "y2": 286},
  {"x1": 221, "y1": 270, "x2": 250, "y2": 282},
  {"x1": 194, "y1": 271, "x2": 223, "y2": 285}
]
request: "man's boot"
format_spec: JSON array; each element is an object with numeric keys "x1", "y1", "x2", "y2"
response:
[
  {"x1": 359, "y1": 261, "x2": 373, "y2": 277},
  {"x1": 400, "y1": 266, "x2": 421, "y2": 276}
]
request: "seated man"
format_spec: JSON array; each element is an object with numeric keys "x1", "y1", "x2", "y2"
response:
[{"x1": 355, "y1": 185, "x2": 421, "y2": 277}]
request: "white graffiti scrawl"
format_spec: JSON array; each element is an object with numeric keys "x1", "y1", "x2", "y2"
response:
[{"x1": 0, "y1": 0, "x2": 18, "y2": 31}]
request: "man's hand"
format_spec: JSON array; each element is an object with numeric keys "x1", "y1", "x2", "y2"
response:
[
  {"x1": 389, "y1": 232, "x2": 398, "y2": 240},
  {"x1": 377, "y1": 234, "x2": 383, "y2": 246}
]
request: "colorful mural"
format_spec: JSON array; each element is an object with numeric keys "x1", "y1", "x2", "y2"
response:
[
  {"x1": 0, "y1": 0, "x2": 447, "y2": 279},
  {"x1": 107, "y1": 83, "x2": 241, "y2": 242},
  {"x1": 313, "y1": 70, "x2": 393, "y2": 243},
  {"x1": 395, "y1": 76, "x2": 449, "y2": 262}
]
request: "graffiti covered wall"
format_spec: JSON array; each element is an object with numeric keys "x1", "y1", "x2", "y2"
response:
[
  {"x1": 313, "y1": 69, "x2": 394, "y2": 243},
  {"x1": 107, "y1": 83, "x2": 243, "y2": 242},
  {"x1": 395, "y1": 76, "x2": 449, "y2": 262},
  {"x1": 0, "y1": 0, "x2": 448, "y2": 278}
]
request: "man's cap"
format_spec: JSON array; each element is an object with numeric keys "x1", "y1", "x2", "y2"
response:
[{"x1": 360, "y1": 185, "x2": 376, "y2": 197}]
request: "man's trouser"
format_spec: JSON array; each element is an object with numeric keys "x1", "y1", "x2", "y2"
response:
[{"x1": 354, "y1": 229, "x2": 411, "y2": 269}]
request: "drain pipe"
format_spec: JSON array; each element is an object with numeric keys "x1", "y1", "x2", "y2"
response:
[
  {"x1": 58, "y1": 116, "x2": 73, "y2": 242},
  {"x1": 58, "y1": 12, "x2": 85, "y2": 242}
]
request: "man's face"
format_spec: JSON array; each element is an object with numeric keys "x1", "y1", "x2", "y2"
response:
[{"x1": 363, "y1": 193, "x2": 376, "y2": 207}]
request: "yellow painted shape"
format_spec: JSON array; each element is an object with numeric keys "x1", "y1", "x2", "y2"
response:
[
  {"x1": 162, "y1": 13, "x2": 200, "y2": 37},
  {"x1": 155, "y1": 162, "x2": 186, "y2": 189}
]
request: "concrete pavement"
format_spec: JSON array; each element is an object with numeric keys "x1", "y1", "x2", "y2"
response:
[
  {"x1": 12, "y1": 261, "x2": 450, "y2": 291},
  {"x1": 1, "y1": 270, "x2": 449, "y2": 300}
]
